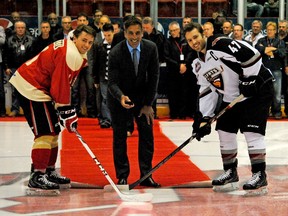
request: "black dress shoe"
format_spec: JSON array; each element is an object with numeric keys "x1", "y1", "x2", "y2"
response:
[
  {"x1": 140, "y1": 177, "x2": 161, "y2": 188},
  {"x1": 117, "y1": 178, "x2": 127, "y2": 185}
]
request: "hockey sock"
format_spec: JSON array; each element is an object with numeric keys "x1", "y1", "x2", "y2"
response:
[
  {"x1": 244, "y1": 132, "x2": 266, "y2": 168},
  {"x1": 48, "y1": 135, "x2": 59, "y2": 167},
  {"x1": 218, "y1": 130, "x2": 238, "y2": 166},
  {"x1": 32, "y1": 135, "x2": 55, "y2": 171}
]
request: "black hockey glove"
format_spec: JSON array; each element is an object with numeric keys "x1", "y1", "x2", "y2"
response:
[
  {"x1": 192, "y1": 112, "x2": 212, "y2": 141},
  {"x1": 57, "y1": 106, "x2": 78, "y2": 133},
  {"x1": 239, "y1": 76, "x2": 257, "y2": 97}
]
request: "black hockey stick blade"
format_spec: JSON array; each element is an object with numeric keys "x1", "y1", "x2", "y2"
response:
[
  {"x1": 129, "y1": 136, "x2": 193, "y2": 190},
  {"x1": 129, "y1": 94, "x2": 244, "y2": 190}
]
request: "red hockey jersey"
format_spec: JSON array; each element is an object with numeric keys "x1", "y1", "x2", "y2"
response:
[{"x1": 10, "y1": 39, "x2": 87, "y2": 105}]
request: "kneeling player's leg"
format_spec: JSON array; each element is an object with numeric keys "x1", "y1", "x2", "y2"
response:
[
  {"x1": 212, "y1": 130, "x2": 239, "y2": 192},
  {"x1": 243, "y1": 132, "x2": 268, "y2": 196}
]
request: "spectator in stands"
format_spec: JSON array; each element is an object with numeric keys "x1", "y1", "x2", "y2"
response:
[
  {"x1": 3, "y1": 20, "x2": 34, "y2": 117},
  {"x1": 202, "y1": 22, "x2": 214, "y2": 38},
  {"x1": 244, "y1": 20, "x2": 264, "y2": 47},
  {"x1": 264, "y1": 0, "x2": 279, "y2": 17},
  {"x1": 182, "y1": 16, "x2": 193, "y2": 29},
  {"x1": 142, "y1": 16, "x2": 166, "y2": 119},
  {"x1": 92, "y1": 23, "x2": 115, "y2": 128},
  {"x1": 5, "y1": 11, "x2": 21, "y2": 37},
  {"x1": 255, "y1": 21, "x2": 286, "y2": 119},
  {"x1": 164, "y1": 21, "x2": 196, "y2": 119},
  {"x1": 222, "y1": 20, "x2": 233, "y2": 38},
  {"x1": 247, "y1": 0, "x2": 264, "y2": 17},
  {"x1": 142, "y1": 17, "x2": 165, "y2": 63},
  {"x1": 112, "y1": 21, "x2": 121, "y2": 34},
  {"x1": 70, "y1": 12, "x2": 97, "y2": 118},
  {"x1": 31, "y1": 21, "x2": 53, "y2": 57},
  {"x1": 278, "y1": 20, "x2": 288, "y2": 118},
  {"x1": 47, "y1": 13, "x2": 61, "y2": 36},
  {"x1": 207, "y1": 11, "x2": 226, "y2": 34},
  {"x1": 89, "y1": 9, "x2": 103, "y2": 33},
  {"x1": 95, "y1": 15, "x2": 111, "y2": 43},
  {"x1": 0, "y1": 26, "x2": 6, "y2": 117},
  {"x1": 53, "y1": 16, "x2": 72, "y2": 41},
  {"x1": 67, "y1": 12, "x2": 89, "y2": 39},
  {"x1": 233, "y1": 23, "x2": 251, "y2": 44}
]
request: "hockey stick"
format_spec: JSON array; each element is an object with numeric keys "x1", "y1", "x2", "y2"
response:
[
  {"x1": 74, "y1": 129, "x2": 153, "y2": 202},
  {"x1": 129, "y1": 94, "x2": 245, "y2": 190}
]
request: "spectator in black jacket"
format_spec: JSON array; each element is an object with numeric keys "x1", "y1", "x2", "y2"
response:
[
  {"x1": 47, "y1": 12, "x2": 61, "y2": 36},
  {"x1": 53, "y1": 16, "x2": 72, "y2": 41},
  {"x1": 164, "y1": 21, "x2": 197, "y2": 119},
  {"x1": 255, "y1": 21, "x2": 286, "y2": 119},
  {"x1": 32, "y1": 21, "x2": 54, "y2": 57},
  {"x1": 3, "y1": 20, "x2": 34, "y2": 117}
]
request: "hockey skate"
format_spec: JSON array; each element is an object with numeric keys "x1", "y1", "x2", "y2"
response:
[
  {"x1": 212, "y1": 168, "x2": 239, "y2": 192},
  {"x1": 26, "y1": 171, "x2": 60, "y2": 196},
  {"x1": 46, "y1": 167, "x2": 71, "y2": 189},
  {"x1": 243, "y1": 171, "x2": 268, "y2": 197}
]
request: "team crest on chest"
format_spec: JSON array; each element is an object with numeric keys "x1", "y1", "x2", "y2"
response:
[{"x1": 203, "y1": 65, "x2": 224, "y2": 90}]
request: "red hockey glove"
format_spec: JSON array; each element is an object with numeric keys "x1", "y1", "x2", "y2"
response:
[
  {"x1": 57, "y1": 106, "x2": 78, "y2": 133},
  {"x1": 192, "y1": 112, "x2": 211, "y2": 141}
]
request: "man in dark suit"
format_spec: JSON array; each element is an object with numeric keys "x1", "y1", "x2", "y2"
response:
[{"x1": 108, "y1": 16, "x2": 160, "y2": 188}]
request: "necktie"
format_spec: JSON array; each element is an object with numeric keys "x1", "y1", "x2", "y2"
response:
[{"x1": 132, "y1": 48, "x2": 138, "y2": 75}]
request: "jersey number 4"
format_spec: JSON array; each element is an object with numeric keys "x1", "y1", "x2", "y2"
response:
[{"x1": 228, "y1": 41, "x2": 241, "y2": 53}]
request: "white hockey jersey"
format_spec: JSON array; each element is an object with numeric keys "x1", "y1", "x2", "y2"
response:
[{"x1": 191, "y1": 35, "x2": 263, "y2": 117}]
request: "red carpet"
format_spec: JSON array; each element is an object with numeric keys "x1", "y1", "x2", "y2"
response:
[{"x1": 61, "y1": 118, "x2": 210, "y2": 188}]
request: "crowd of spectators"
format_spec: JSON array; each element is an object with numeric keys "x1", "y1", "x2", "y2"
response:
[{"x1": 0, "y1": 4, "x2": 287, "y2": 121}]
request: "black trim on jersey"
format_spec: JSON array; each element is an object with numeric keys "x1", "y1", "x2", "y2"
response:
[
  {"x1": 207, "y1": 35, "x2": 259, "y2": 64},
  {"x1": 220, "y1": 58, "x2": 243, "y2": 75}
]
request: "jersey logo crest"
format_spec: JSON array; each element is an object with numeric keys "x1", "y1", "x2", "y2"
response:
[{"x1": 203, "y1": 66, "x2": 224, "y2": 90}]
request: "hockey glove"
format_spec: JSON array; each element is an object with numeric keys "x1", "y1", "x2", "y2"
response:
[
  {"x1": 239, "y1": 76, "x2": 257, "y2": 97},
  {"x1": 192, "y1": 112, "x2": 212, "y2": 141},
  {"x1": 57, "y1": 106, "x2": 78, "y2": 133}
]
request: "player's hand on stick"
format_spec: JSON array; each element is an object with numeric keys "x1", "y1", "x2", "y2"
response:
[
  {"x1": 239, "y1": 76, "x2": 257, "y2": 97},
  {"x1": 57, "y1": 106, "x2": 78, "y2": 133},
  {"x1": 192, "y1": 112, "x2": 211, "y2": 141}
]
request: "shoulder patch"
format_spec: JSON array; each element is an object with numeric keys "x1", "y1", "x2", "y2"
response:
[{"x1": 53, "y1": 40, "x2": 65, "y2": 50}]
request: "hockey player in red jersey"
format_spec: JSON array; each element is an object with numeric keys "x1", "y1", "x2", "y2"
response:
[
  {"x1": 183, "y1": 22, "x2": 273, "y2": 196},
  {"x1": 9, "y1": 25, "x2": 96, "y2": 195}
]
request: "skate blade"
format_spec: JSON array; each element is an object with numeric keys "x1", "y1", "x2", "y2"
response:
[
  {"x1": 26, "y1": 188, "x2": 60, "y2": 196},
  {"x1": 243, "y1": 186, "x2": 268, "y2": 197},
  {"x1": 59, "y1": 184, "x2": 71, "y2": 190},
  {"x1": 213, "y1": 182, "x2": 239, "y2": 192}
]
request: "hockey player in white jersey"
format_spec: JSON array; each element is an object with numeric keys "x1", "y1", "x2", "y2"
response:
[{"x1": 183, "y1": 22, "x2": 274, "y2": 195}]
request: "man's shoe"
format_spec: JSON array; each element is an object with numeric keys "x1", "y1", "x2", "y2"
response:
[
  {"x1": 8, "y1": 110, "x2": 18, "y2": 117},
  {"x1": 100, "y1": 123, "x2": 111, "y2": 128},
  {"x1": 117, "y1": 178, "x2": 127, "y2": 185},
  {"x1": 140, "y1": 177, "x2": 161, "y2": 188}
]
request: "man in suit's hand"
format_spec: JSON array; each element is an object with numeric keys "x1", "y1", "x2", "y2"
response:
[{"x1": 139, "y1": 105, "x2": 154, "y2": 125}]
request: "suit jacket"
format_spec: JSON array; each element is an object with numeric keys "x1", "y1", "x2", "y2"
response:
[{"x1": 108, "y1": 39, "x2": 159, "y2": 108}]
